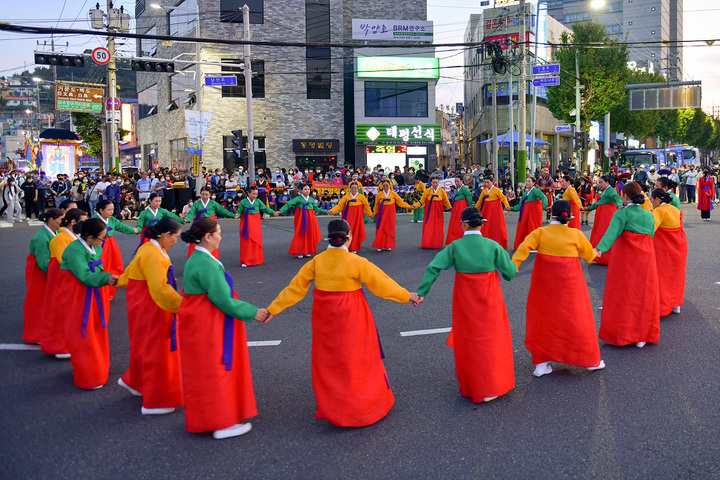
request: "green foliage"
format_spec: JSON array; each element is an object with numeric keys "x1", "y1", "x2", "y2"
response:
[
  {"x1": 72, "y1": 113, "x2": 103, "y2": 158},
  {"x1": 610, "y1": 70, "x2": 664, "y2": 138},
  {"x1": 546, "y1": 22, "x2": 629, "y2": 132}
]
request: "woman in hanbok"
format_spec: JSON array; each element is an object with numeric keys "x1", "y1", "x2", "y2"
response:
[
  {"x1": 184, "y1": 188, "x2": 238, "y2": 259},
  {"x1": 372, "y1": 179, "x2": 416, "y2": 251},
  {"x1": 276, "y1": 184, "x2": 327, "y2": 258},
  {"x1": 475, "y1": 177, "x2": 510, "y2": 248},
  {"x1": 583, "y1": 176, "x2": 622, "y2": 265},
  {"x1": 510, "y1": 176, "x2": 548, "y2": 250},
  {"x1": 414, "y1": 177, "x2": 452, "y2": 249},
  {"x1": 134, "y1": 192, "x2": 185, "y2": 251},
  {"x1": 697, "y1": 166, "x2": 715, "y2": 221},
  {"x1": 650, "y1": 188, "x2": 687, "y2": 316},
  {"x1": 446, "y1": 176, "x2": 474, "y2": 244},
  {"x1": 561, "y1": 176, "x2": 582, "y2": 229},
  {"x1": 329, "y1": 182, "x2": 373, "y2": 252},
  {"x1": 94, "y1": 199, "x2": 138, "y2": 299},
  {"x1": 238, "y1": 186, "x2": 276, "y2": 267}
]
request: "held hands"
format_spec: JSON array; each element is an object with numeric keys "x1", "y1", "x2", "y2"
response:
[
  {"x1": 234, "y1": 214, "x2": 239, "y2": 219},
  {"x1": 133, "y1": 227, "x2": 139, "y2": 234},
  {"x1": 593, "y1": 248, "x2": 602, "y2": 258},
  {"x1": 409, "y1": 292, "x2": 423, "y2": 307},
  {"x1": 107, "y1": 274, "x2": 119, "y2": 287},
  {"x1": 254, "y1": 308, "x2": 273, "y2": 323},
  {"x1": 273, "y1": 211, "x2": 281, "y2": 217}
]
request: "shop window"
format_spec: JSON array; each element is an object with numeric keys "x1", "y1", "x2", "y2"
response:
[
  {"x1": 138, "y1": 84, "x2": 158, "y2": 118},
  {"x1": 365, "y1": 81, "x2": 428, "y2": 117},
  {"x1": 221, "y1": 58, "x2": 265, "y2": 98}
]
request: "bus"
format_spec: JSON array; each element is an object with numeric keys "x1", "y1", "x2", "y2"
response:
[{"x1": 621, "y1": 145, "x2": 700, "y2": 170}]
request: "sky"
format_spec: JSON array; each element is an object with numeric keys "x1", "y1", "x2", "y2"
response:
[{"x1": 1, "y1": 0, "x2": 719, "y2": 114}]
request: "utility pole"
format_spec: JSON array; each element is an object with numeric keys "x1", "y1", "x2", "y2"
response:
[
  {"x1": 51, "y1": 36, "x2": 58, "y2": 128},
  {"x1": 491, "y1": 74, "x2": 498, "y2": 179},
  {"x1": 106, "y1": 0, "x2": 118, "y2": 174},
  {"x1": 529, "y1": 0, "x2": 539, "y2": 172},
  {"x1": 517, "y1": 0, "x2": 527, "y2": 183},
  {"x1": 243, "y1": 4, "x2": 255, "y2": 184},
  {"x1": 508, "y1": 64, "x2": 515, "y2": 189},
  {"x1": 575, "y1": 50, "x2": 582, "y2": 170},
  {"x1": 194, "y1": 2, "x2": 202, "y2": 197}
]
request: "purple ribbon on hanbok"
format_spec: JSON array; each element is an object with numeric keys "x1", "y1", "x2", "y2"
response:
[
  {"x1": 360, "y1": 289, "x2": 389, "y2": 388},
  {"x1": 193, "y1": 207, "x2": 208, "y2": 223},
  {"x1": 102, "y1": 226, "x2": 113, "y2": 247},
  {"x1": 424, "y1": 195, "x2": 438, "y2": 223},
  {"x1": 241, "y1": 206, "x2": 256, "y2": 239},
  {"x1": 132, "y1": 217, "x2": 160, "y2": 257},
  {"x1": 342, "y1": 198, "x2": 358, "y2": 220},
  {"x1": 376, "y1": 198, "x2": 392, "y2": 229},
  {"x1": 480, "y1": 194, "x2": 489, "y2": 211},
  {"x1": 518, "y1": 193, "x2": 529, "y2": 223},
  {"x1": 222, "y1": 270, "x2": 236, "y2": 371},
  {"x1": 301, "y1": 202, "x2": 311, "y2": 237},
  {"x1": 167, "y1": 265, "x2": 178, "y2": 352},
  {"x1": 82, "y1": 259, "x2": 107, "y2": 339}
]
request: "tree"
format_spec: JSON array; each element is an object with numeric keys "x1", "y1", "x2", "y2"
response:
[
  {"x1": 547, "y1": 22, "x2": 629, "y2": 133},
  {"x1": 610, "y1": 70, "x2": 664, "y2": 140},
  {"x1": 72, "y1": 113, "x2": 103, "y2": 159}
]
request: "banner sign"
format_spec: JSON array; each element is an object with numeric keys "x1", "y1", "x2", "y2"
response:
[
  {"x1": 357, "y1": 56, "x2": 439, "y2": 79},
  {"x1": 352, "y1": 19, "x2": 433, "y2": 41},
  {"x1": 357, "y1": 124, "x2": 441, "y2": 144},
  {"x1": 293, "y1": 139, "x2": 340, "y2": 153},
  {"x1": 185, "y1": 110, "x2": 213, "y2": 155}
]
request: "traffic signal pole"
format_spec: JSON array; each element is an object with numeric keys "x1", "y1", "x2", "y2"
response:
[
  {"x1": 517, "y1": 0, "x2": 527, "y2": 184},
  {"x1": 106, "y1": 0, "x2": 118, "y2": 174},
  {"x1": 243, "y1": 5, "x2": 255, "y2": 184}
]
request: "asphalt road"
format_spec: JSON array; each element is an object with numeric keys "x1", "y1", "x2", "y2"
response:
[{"x1": 1, "y1": 204, "x2": 719, "y2": 479}]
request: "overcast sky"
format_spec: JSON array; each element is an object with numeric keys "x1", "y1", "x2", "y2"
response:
[{"x1": 1, "y1": 0, "x2": 718, "y2": 114}]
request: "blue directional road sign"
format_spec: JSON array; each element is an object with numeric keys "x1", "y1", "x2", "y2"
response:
[
  {"x1": 533, "y1": 76, "x2": 560, "y2": 87},
  {"x1": 555, "y1": 125, "x2": 572, "y2": 132},
  {"x1": 205, "y1": 76, "x2": 238, "y2": 86},
  {"x1": 533, "y1": 63, "x2": 560, "y2": 75}
]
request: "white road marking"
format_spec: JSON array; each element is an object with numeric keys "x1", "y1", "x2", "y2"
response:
[
  {"x1": 27, "y1": 220, "x2": 45, "y2": 227},
  {"x1": 0, "y1": 223, "x2": 13, "y2": 228},
  {"x1": 247, "y1": 340, "x2": 282, "y2": 347},
  {"x1": 0, "y1": 343, "x2": 41, "y2": 350},
  {"x1": 400, "y1": 327, "x2": 451, "y2": 337},
  {"x1": 715, "y1": 282, "x2": 720, "y2": 285},
  {"x1": 599, "y1": 306, "x2": 603, "y2": 309}
]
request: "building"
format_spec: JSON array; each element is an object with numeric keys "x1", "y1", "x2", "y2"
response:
[
  {"x1": 546, "y1": 0, "x2": 683, "y2": 81},
  {"x1": 463, "y1": 3, "x2": 571, "y2": 170},
  {"x1": 134, "y1": 0, "x2": 436, "y2": 174},
  {"x1": 5, "y1": 97, "x2": 37, "y2": 108}
]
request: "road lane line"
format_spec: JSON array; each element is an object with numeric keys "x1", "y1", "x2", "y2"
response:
[
  {"x1": 400, "y1": 327, "x2": 451, "y2": 337},
  {"x1": 0, "y1": 343, "x2": 41, "y2": 350},
  {"x1": 247, "y1": 340, "x2": 282, "y2": 347}
]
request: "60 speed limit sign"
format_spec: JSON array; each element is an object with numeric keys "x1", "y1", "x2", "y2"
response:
[{"x1": 91, "y1": 47, "x2": 111, "y2": 65}]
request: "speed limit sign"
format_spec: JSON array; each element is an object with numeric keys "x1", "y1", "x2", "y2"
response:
[{"x1": 91, "y1": 47, "x2": 111, "y2": 65}]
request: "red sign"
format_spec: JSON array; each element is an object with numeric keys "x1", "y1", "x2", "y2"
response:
[
  {"x1": 92, "y1": 47, "x2": 111, "y2": 65},
  {"x1": 106, "y1": 97, "x2": 120, "y2": 110}
]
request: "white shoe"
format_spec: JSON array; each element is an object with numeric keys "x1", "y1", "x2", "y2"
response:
[
  {"x1": 297, "y1": 255, "x2": 304, "y2": 259},
  {"x1": 533, "y1": 362, "x2": 553, "y2": 377},
  {"x1": 118, "y1": 377, "x2": 142, "y2": 396},
  {"x1": 587, "y1": 360, "x2": 606, "y2": 371},
  {"x1": 384, "y1": 248, "x2": 392, "y2": 251},
  {"x1": 351, "y1": 250, "x2": 358, "y2": 253},
  {"x1": 377, "y1": 249, "x2": 383, "y2": 252},
  {"x1": 418, "y1": 221, "x2": 423, "y2": 223},
  {"x1": 141, "y1": 407, "x2": 175, "y2": 415},
  {"x1": 213, "y1": 422, "x2": 252, "y2": 440},
  {"x1": 90, "y1": 385, "x2": 104, "y2": 390},
  {"x1": 55, "y1": 353, "x2": 71, "y2": 359},
  {"x1": 672, "y1": 306, "x2": 681, "y2": 314},
  {"x1": 529, "y1": 250, "x2": 538, "y2": 254},
  {"x1": 483, "y1": 396, "x2": 498, "y2": 403},
  {"x1": 241, "y1": 264, "x2": 247, "y2": 268},
  {"x1": 305, "y1": 254, "x2": 312, "y2": 257},
  {"x1": 636, "y1": 342, "x2": 646, "y2": 348}
]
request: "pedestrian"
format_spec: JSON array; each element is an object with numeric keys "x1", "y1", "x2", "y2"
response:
[
  {"x1": 583, "y1": 175, "x2": 622, "y2": 265},
  {"x1": 697, "y1": 166, "x2": 715, "y2": 221},
  {"x1": 276, "y1": 183, "x2": 327, "y2": 258},
  {"x1": 36, "y1": 171, "x2": 50, "y2": 216},
  {"x1": 238, "y1": 186, "x2": 276, "y2": 267},
  {"x1": 328, "y1": 182, "x2": 373, "y2": 253},
  {"x1": 3, "y1": 176, "x2": 23, "y2": 223},
  {"x1": 21, "y1": 175, "x2": 39, "y2": 220},
  {"x1": 372, "y1": 179, "x2": 416, "y2": 252},
  {"x1": 561, "y1": 176, "x2": 582, "y2": 229},
  {"x1": 84, "y1": 180, "x2": 99, "y2": 216},
  {"x1": 183, "y1": 187, "x2": 238, "y2": 259},
  {"x1": 414, "y1": 177, "x2": 452, "y2": 249},
  {"x1": 579, "y1": 176, "x2": 593, "y2": 225},
  {"x1": 650, "y1": 188, "x2": 687, "y2": 316},
  {"x1": 58, "y1": 217, "x2": 119, "y2": 389},
  {"x1": 115, "y1": 218, "x2": 184, "y2": 415},
  {"x1": 594, "y1": 182, "x2": 660, "y2": 348},
  {"x1": 510, "y1": 176, "x2": 548, "y2": 250},
  {"x1": 41, "y1": 208, "x2": 86, "y2": 358},
  {"x1": 266, "y1": 219, "x2": 420, "y2": 427},
  {"x1": 685, "y1": 165, "x2": 698, "y2": 203},
  {"x1": 94, "y1": 200, "x2": 138, "y2": 301},
  {"x1": 134, "y1": 193, "x2": 186, "y2": 251},
  {"x1": 446, "y1": 176, "x2": 473, "y2": 245},
  {"x1": 476, "y1": 177, "x2": 510, "y2": 248},
  {"x1": 24, "y1": 208, "x2": 63, "y2": 344},
  {"x1": 678, "y1": 165, "x2": 688, "y2": 202},
  {"x1": 513, "y1": 201, "x2": 605, "y2": 377},
  {"x1": 417, "y1": 207, "x2": 516, "y2": 402},
  {"x1": 178, "y1": 218, "x2": 269, "y2": 439}
]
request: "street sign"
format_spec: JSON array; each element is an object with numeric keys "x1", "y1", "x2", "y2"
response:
[
  {"x1": 533, "y1": 76, "x2": 560, "y2": 87},
  {"x1": 105, "y1": 108, "x2": 120, "y2": 124},
  {"x1": 555, "y1": 125, "x2": 572, "y2": 132},
  {"x1": 205, "y1": 76, "x2": 238, "y2": 86},
  {"x1": 91, "y1": 47, "x2": 111, "y2": 65},
  {"x1": 56, "y1": 85, "x2": 104, "y2": 113},
  {"x1": 606, "y1": 148, "x2": 614, "y2": 157},
  {"x1": 533, "y1": 63, "x2": 560, "y2": 75},
  {"x1": 106, "y1": 97, "x2": 120, "y2": 110}
]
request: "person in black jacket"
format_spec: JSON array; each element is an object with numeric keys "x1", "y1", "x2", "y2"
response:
[{"x1": 21, "y1": 175, "x2": 39, "y2": 219}]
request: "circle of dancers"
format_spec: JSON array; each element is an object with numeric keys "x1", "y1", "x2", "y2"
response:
[{"x1": 21, "y1": 178, "x2": 688, "y2": 439}]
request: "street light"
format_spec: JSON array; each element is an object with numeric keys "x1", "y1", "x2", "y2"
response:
[{"x1": 590, "y1": 0, "x2": 606, "y2": 8}]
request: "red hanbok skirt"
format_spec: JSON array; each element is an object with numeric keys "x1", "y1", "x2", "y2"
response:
[
  {"x1": 121, "y1": 279, "x2": 183, "y2": 409},
  {"x1": 446, "y1": 198, "x2": 468, "y2": 245},
  {"x1": 447, "y1": 272, "x2": 514, "y2": 401},
  {"x1": 513, "y1": 200, "x2": 543, "y2": 250},
  {"x1": 654, "y1": 227, "x2": 687, "y2": 316},
  {"x1": 481, "y1": 200, "x2": 508, "y2": 248},
  {"x1": 58, "y1": 268, "x2": 110, "y2": 389},
  {"x1": 344, "y1": 204, "x2": 366, "y2": 251},
  {"x1": 178, "y1": 293, "x2": 257, "y2": 433},
  {"x1": 102, "y1": 236, "x2": 124, "y2": 300},
  {"x1": 23, "y1": 254, "x2": 47, "y2": 344},
  {"x1": 40, "y1": 258, "x2": 69, "y2": 355},
  {"x1": 599, "y1": 232, "x2": 660, "y2": 345},
  {"x1": 239, "y1": 213, "x2": 264, "y2": 266},
  {"x1": 187, "y1": 215, "x2": 219, "y2": 259},
  {"x1": 372, "y1": 204, "x2": 397, "y2": 250},
  {"x1": 310, "y1": 289, "x2": 394, "y2": 427},
  {"x1": 589, "y1": 204, "x2": 617, "y2": 265},
  {"x1": 289, "y1": 209, "x2": 321, "y2": 256},
  {"x1": 421, "y1": 200, "x2": 445, "y2": 249},
  {"x1": 525, "y1": 254, "x2": 601, "y2": 367},
  {"x1": 569, "y1": 201, "x2": 581, "y2": 230}
]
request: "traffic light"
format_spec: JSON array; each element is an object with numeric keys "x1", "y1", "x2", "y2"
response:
[
  {"x1": 582, "y1": 132, "x2": 589, "y2": 150},
  {"x1": 35, "y1": 52, "x2": 85, "y2": 68},
  {"x1": 231, "y1": 130, "x2": 243, "y2": 156},
  {"x1": 131, "y1": 60, "x2": 175, "y2": 73},
  {"x1": 574, "y1": 132, "x2": 582, "y2": 152}
]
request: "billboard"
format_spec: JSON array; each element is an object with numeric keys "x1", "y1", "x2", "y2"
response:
[
  {"x1": 357, "y1": 56, "x2": 439, "y2": 79},
  {"x1": 352, "y1": 19, "x2": 433, "y2": 41}
]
